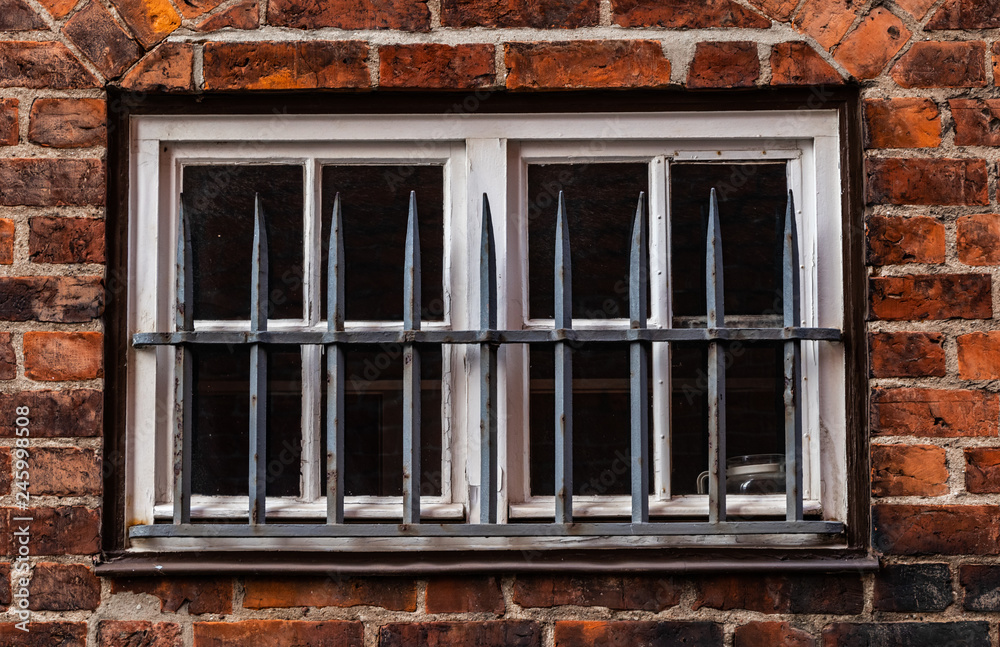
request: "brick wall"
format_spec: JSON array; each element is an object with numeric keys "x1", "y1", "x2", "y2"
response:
[{"x1": 0, "y1": 0, "x2": 998, "y2": 644}]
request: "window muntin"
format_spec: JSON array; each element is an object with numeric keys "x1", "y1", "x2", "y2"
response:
[{"x1": 126, "y1": 112, "x2": 845, "y2": 550}]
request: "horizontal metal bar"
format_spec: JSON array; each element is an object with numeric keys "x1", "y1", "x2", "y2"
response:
[
  {"x1": 134, "y1": 327, "x2": 841, "y2": 347},
  {"x1": 130, "y1": 520, "x2": 844, "y2": 539}
]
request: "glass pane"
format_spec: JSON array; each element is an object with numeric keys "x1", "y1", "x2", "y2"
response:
[
  {"x1": 190, "y1": 345, "x2": 302, "y2": 498},
  {"x1": 670, "y1": 163, "x2": 788, "y2": 321},
  {"x1": 183, "y1": 165, "x2": 304, "y2": 320},
  {"x1": 321, "y1": 166, "x2": 444, "y2": 322},
  {"x1": 528, "y1": 163, "x2": 648, "y2": 320}
]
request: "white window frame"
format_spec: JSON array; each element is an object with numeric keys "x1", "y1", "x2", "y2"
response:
[{"x1": 125, "y1": 110, "x2": 845, "y2": 551}]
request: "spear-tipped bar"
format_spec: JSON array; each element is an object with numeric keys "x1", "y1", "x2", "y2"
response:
[
  {"x1": 249, "y1": 194, "x2": 268, "y2": 525},
  {"x1": 479, "y1": 194, "x2": 498, "y2": 524},
  {"x1": 706, "y1": 189, "x2": 726, "y2": 524},
  {"x1": 630, "y1": 192, "x2": 649, "y2": 523},
  {"x1": 172, "y1": 196, "x2": 193, "y2": 525},
  {"x1": 403, "y1": 191, "x2": 422, "y2": 524},
  {"x1": 783, "y1": 191, "x2": 804, "y2": 521},
  {"x1": 326, "y1": 193, "x2": 346, "y2": 524},
  {"x1": 554, "y1": 192, "x2": 573, "y2": 524}
]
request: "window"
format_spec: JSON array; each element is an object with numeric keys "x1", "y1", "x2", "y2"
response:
[{"x1": 123, "y1": 106, "x2": 851, "y2": 553}]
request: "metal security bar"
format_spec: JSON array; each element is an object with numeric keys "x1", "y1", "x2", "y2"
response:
[{"x1": 132, "y1": 188, "x2": 843, "y2": 541}]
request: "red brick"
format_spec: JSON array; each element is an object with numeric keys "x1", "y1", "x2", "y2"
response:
[
  {"x1": 2, "y1": 507, "x2": 101, "y2": 555},
  {"x1": 173, "y1": 0, "x2": 224, "y2": 19},
  {"x1": 693, "y1": 574, "x2": 863, "y2": 614},
  {"x1": 23, "y1": 331, "x2": 103, "y2": 381},
  {"x1": 833, "y1": 8, "x2": 910, "y2": 80},
  {"x1": 747, "y1": 0, "x2": 797, "y2": 21},
  {"x1": 0, "y1": 332, "x2": 13, "y2": 381},
  {"x1": 426, "y1": 576, "x2": 504, "y2": 613},
  {"x1": 871, "y1": 387, "x2": 998, "y2": 437},
  {"x1": 269, "y1": 0, "x2": 430, "y2": 30},
  {"x1": 119, "y1": 42, "x2": 194, "y2": 93},
  {"x1": 381, "y1": 621, "x2": 541, "y2": 646},
  {"x1": 28, "y1": 98, "x2": 106, "y2": 149},
  {"x1": 194, "y1": 620, "x2": 363, "y2": 646},
  {"x1": 874, "y1": 563, "x2": 952, "y2": 612},
  {"x1": 243, "y1": 576, "x2": 416, "y2": 611},
  {"x1": 29, "y1": 216, "x2": 105, "y2": 263},
  {"x1": 29, "y1": 562, "x2": 100, "y2": 610},
  {"x1": 380, "y1": 44, "x2": 494, "y2": 89},
  {"x1": 866, "y1": 158, "x2": 989, "y2": 206},
  {"x1": 895, "y1": 0, "x2": 936, "y2": 19},
  {"x1": 62, "y1": 1, "x2": 142, "y2": 78},
  {"x1": 29, "y1": 447, "x2": 101, "y2": 496},
  {"x1": 873, "y1": 504, "x2": 1000, "y2": 555},
  {"x1": 770, "y1": 42, "x2": 842, "y2": 86},
  {"x1": 513, "y1": 575, "x2": 681, "y2": 611},
  {"x1": 0, "y1": 563, "x2": 9, "y2": 604},
  {"x1": 0, "y1": 98, "x2": 17, "y2": 146},
  {"x1": 113, "y1": 577, "x2": 233, "y2": 614},
  {"x1": 994, "y1": 43, "x2": 999, "y2": 86},
  {"x1": 98, "y1": 621, "x2": 183, "y2": 647},
  {"x1": 965, "y1": 447, "x2": 1000, "y2": 493},
  {"x1": 0, "y1": 218, "x2": 11, "y2": 265},
  {"x1": 951, "y1": 99, "x2": 1000, "y2": 146},
  {"x1": 194, "y1": 0, "x2": 258, "y2": 30},
  {"x1": 203, "y1": 41, "x2": 369, "y2": 91},
  {"x1": 872, "y1": 444, "x2": 948, "y2": 497},
  {"x1": 108, "y1": 0, "x2": 181, "y2": 48},
  {"x1": 958, "y1": 214, "x2": 1000, "y2": 265},
  {"x1": 0, "y1": 0, "x2": 46, "y2": 28},
  {"x1": 823, "y1": 623, "x2": 989, "y2": 646},
  {"x1": 870, "y1": 274, "x2": 991, "y2": 321},
  {"x1": 554, "y1": 621, "x2": 721, "y2": 647},
  {"x1": 442, "y1": 0, "x2": 595, "y2": 28},
  {"x1": 37, "y1": 0, "x2": 77, "y2": 17},
  {"x1": 927, "y1": 0, "x2": 1000, "y2": 28},
  {"x1": 0, "y1": 389, "x2": 102, "y2": 437},
  {"x1": 870, "y1": 332, "x2": 945, "y2": 378},
  {"x1": 961, "y1": 564, "x2": 1000, "y2": 610},
  {"x1": 892, "y1": 41, "x2": 988, "y2": 88},
  {"x1": 793, "y1": 0, "x2": 865, "y2": 50},
  {"x1": 0, "y1": 42, "x2": 98, "y2": 89},
  {"x1": 612, "y1": 0, "x2": 769, "y2": 28},
  {"x1": 0, "y1": 277, "x2": 104, "y2": 323},
  {"x1": 0, "y1": 622, "x2": 86, "y2": 646},
  {"x1": 957, "y1": 332, "x2": 1000, "y2": 379},
  {"x1": 0, "y1": 158, "x2": 104, "y2": 206},
  {"x1": 867, "y1": 215, "x2": 944, "y2": 264},
  {"x1": 864, "y1": 99, "x2": 941, "y2": 149},
  {"x1": 687, "y1": 41, "x2": 759, "y2": 89},
  {"x1": 735, "y1": 622, "x2": 816, "y2": 647},
  {"x1": 0, "y1": 448, "x2": 10, "y2": 493},
  {"x1": 505, "y1": 41, "x2": 671, "y2": 90}
]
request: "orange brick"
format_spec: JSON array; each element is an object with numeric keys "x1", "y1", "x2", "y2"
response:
[
  {"x1": 833, "y1": 8, "x2": 910, "y2": 80},
  {"x1": 380, "y1": 44, "x2": 495, "y2": 89},
  {"x1": 895, "y1": 0, "x2": 937, "y2": 19},
  {"x1": 119, "y1": 42, "x2": 193, "y2": 93},
  {"x1": 793, "y1": 0, "x2": 865, "y2": 50},
  {"x1": 769, "y1": 42, "x2": 842, "y2": 86},
  {"x1": 0, "y1": 332, "x2": 13, "y2": 380},
  {"x1": 687, "y1": 41, "x2": 759, "y2": 89},
  {"x1": 23, "y1": 331, "x2": 103, "y2": 381},
  {"x1": 106, "y1": 0, "x2": 181, "y2": 48},
  {"x1": 892, "y1": 41, "x2": 988, "y2": 88},
  {"x1": 965, "y1": 448, "x2": 1000, "y2": 494},
  {"x1": 869, "y1": 274, "x2": 991, "y2": 320},
  {"x1": 867, "y1": 215, "x2": 944, "y2": 264},
  {"x1": 0, "y1": 98, "x2": 16, "y2": 146},
  {"x1": 951, "y1": 99, "x2": 1000, "y2": 146},
  {"x1": 864, "y1": 99, "x2": 940, "y2": 149},
  {"x1": 958, "y1": 332, "x2": 1000, "y2": 379},
  {"x1": 0, "y1": 218, "x2": 12, "y2": 264},
  {"x1": 866, "y1": 158, "x2": 989, "y2": 206},
  {"x1": 194, "y1": 0, "x2": 258, "y2": 30},
  {"x1": 957, "y1": 214, "x2": 1000, "y2": 265},
  {"x1": 869, "y1": 332, "x2": 946, "y2": 378},
  {"x1": 873, "y1": 505, "x2": 1000, "y2": 555},
  {"x1": 872, "y1": 387, "x2": 998, "y2": 438},
  {"x1": 747, "y1": 0, "x2": 797, "y2": 21},
  {"x1": 612, "y1": 0, "x2": 769, "y2": 28},
  {"x1": 243, "y1": 577, "x2": 416, "y2": 611},
  {"x1": 872, "y1": 444, "x2": 948, "y2": 497},
  {"x1": 505, "y1": 40, "x2": 671, "y2": 90},
  {"x1": 203, "y1": 41, "x2": 369, "y2": 91},
  {"x1": 37, "y1": 0, "x2": 79, "y2": 18}
]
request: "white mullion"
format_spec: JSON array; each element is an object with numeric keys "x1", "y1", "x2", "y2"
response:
[
  {"x1": 650, "y1": 156, "x2": 671, "y2": 501},
  {"x1": 446, "y1": 143, "x2": 469, "y2": 512}
]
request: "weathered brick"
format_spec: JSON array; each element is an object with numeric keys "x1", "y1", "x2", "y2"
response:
[
  {"x1": 612, "y1": 0, "x2": 769, "y2": 28},
  {"x1": 871, "y1": 388, "x2": 998, "y2": 437},
  {"x1": 0, "y1": 98, "x2": 17, "y2": 146},
  {"x1": 0, "y1": 277, "x2": 104, "y2": 323},
  {"x1": 687, "y1": 41, "x2": 759, "y2": 89},
  {"x1": 0, "y1": 622, "x2": 86, "y2": 646},
  {"x1": 29, "y1": 563, "x2": 100, "y2": 610},
  {"x1": 0, "y1": 42, "x2": 98, "y2": 89},
  {"x1": 113, "y1": 577, "x2": 233, "y2": 614},
  {"x1": 29, "y1": 216, "x2": 105, "y2": 263},
  {"x1": 961, "y1": 564, "x2": 1000, "y2": 610},
  {"x1": 0, "y1": 389, "x2": 102, "y2": 437},
  {"x1": 28, "y1": 98, "x2": 105, "y2": 149},
  {"x1": 2, "y1": 507, "x2": 100, "y2": 555},
  {"x1": 0, "y1": 158, "x2": 104, "y2": 206},
  {"x1": 243, "y1": 576, "x2": 416, "y2": 611},
  {"x1": 0, "y1": 448, "x2": 10, "y2": 493},
  {"x1": 172, "y1": 0, "x2": 224, "y2": 18},
  {"x1": 959, "y1": 331, "x2": 1000, "y2": 379},
  {"x1": 892, "y1": 41, "x2": 988, "y2": 88},
  {"x1": 108, "y1": 0, "x2": 181, "y2": 48},
  {"x1": 29, "y1": 447, "x2": 101, "y2": 496},
  {"x1": 98, "y1": 621, "x2": 183, "y2": 647},
  {"x1": 505, "y1": 41, "x2": 671, "y2": 90},
  {"x1": 380, "y1": 44, "x2": 494, "y2": 89},
  {"x1": 874, "y1": 563, "x2": 952, "y2": 612},
  {"x1": 866, "y1": 158, "x2": 989, "y2": 206},
  {"x1": 119, "y1": 42, "x2": 194, "y2": 93},
  {"x1": 870, "y1": 332, "x2": 945, "y2": 378},
  {"x1": 994, "y1": 43, "x2": 1000, "y2": 86},
  {"x1": 872, "y1": 505, "x2": 1000, "y2": 555},
  {"x1": 62, "y1": 1, "x2": 142, "y2": 78},
  {"x1": 442, "y1": 0, "x2": 595, "y2": 28},
  {"x1": 513, "y1": 575, "x2": 681, "y2": 611},
  {"x1": 872, "y1": 444, "x2": 948, "y2": 497},
  {"x1": 864, "y1": 99, "x2": 941, "y2": 149},
  {"x1": 554, "y1": 621, "x2": 722, "y2": 647},
  {"x1": 37, "y1": 0, "x2": 78, "y2": 17},
  {"x1": 793, "y1": 0, "x2": 865, "y2": 50},
  {"x1": 867, "y1": 215, "x2": 944, "y2": 264},
  {"x1": 426, "y1": 576, "x2": 504, "y2": 613},
  {"x1": 747, "y1": 0, "x2": 797, "y2": 21},
  {"x1": 894, "y1": 0, "x2": 936, "y2": 19},
  {"x1": 0, "y1": 218, "x2": 11, "y2": 265},
  {"x1": 735, "y1": 622, "x2": 815, "y2": 647},
  {"x1": 381, "y1": 622, "x2": 540, "y2": 647},
  {"x1": 823, "y1": 622, "x2": 989, "y2": 646},
  {"x1": 203, "y1": 41, "x2": 369, "y2": 90},
  {"x1": 0, "y1": 564, "x2": 10, "y2": 604},
  {"x1": 951, "y1": 99, "x2": 1000, "y2": 147},
  {"x1": 194, "y1": 0, "x2": 258, "y2": 30},
  {"x1": 770, "y1": 42, "x2": 842, "y2": 86},
  {"x1": 195, "y1": 620, "x2": 362, "y2": 646},
  {"x1": 965, "y1": 447, "x2": 1000, "y2": 493},
  {"x1": 24, "y1": 331, "x2": 103, "y2": 381},
  {"x1": 0, "y1": 0, "x2": 47, "y2": 29},
  {"x1": 833, "y1": 8, "x2": 910, "y2": 80},
  {"x1": 0, "y1": 332, "x2": 13, "y2": 380},
  {"x1": 694, "y1": 574, "x2": 863, "y2": 614},
  {"x1": 270, "y1": 0, "x2": 430, "y2": 30},
  {"x1": 926, "y1": 0, "x2": 1000, "y2": 29},
  {"x1": 870, "y1": 274, "x2": 991, "y2": 320}
]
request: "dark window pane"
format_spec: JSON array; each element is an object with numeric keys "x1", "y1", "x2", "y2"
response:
[
  {"x1": 321, "y1": 166, "x2": 444, "y2": 322},
  {"x1": 183, "y1": 165, "x2": 304, "y2": 320},
  {"x1": 670, "y1": 163, "x2": 787, "y2": 320},
  {"x1": 528, "y1": 164, "x2": 648, "y2": 320}
]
